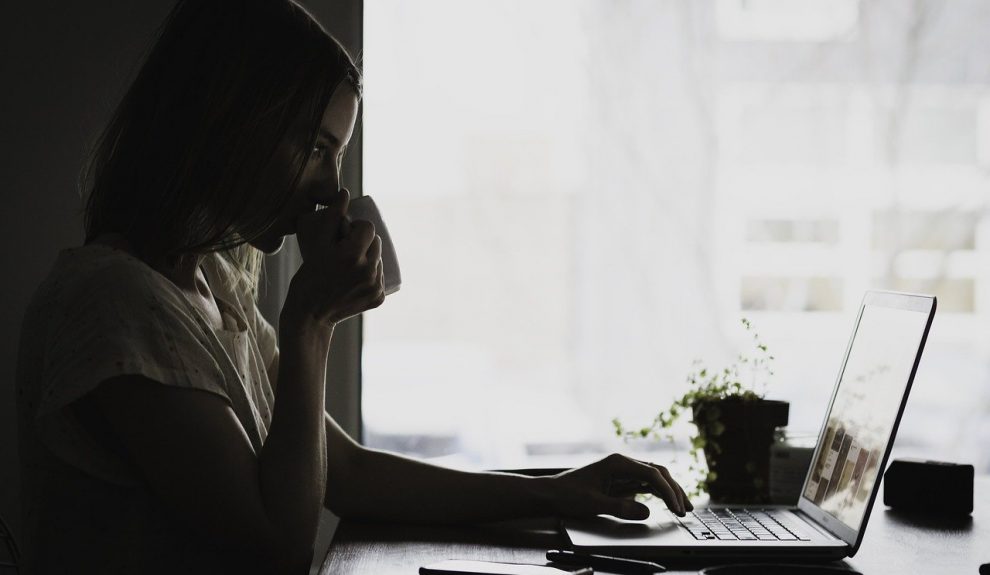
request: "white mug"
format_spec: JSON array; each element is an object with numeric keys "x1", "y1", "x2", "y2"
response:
[{"x1": 347, "y1": 195, "x2": 401, "y2": 295}]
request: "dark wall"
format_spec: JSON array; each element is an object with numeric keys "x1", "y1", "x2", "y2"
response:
[
  {"x1": 0, "y1": 0, "x2": 177, "y2": 540},
  {"x1": 0, "y1": 0, "x2": 362, "y2": 545}
]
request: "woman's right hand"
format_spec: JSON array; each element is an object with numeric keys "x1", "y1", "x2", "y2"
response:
[{"x1": 283, "y1": 188, "x2": 385, "y2": 330}]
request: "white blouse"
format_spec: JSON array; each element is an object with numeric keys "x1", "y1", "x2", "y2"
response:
[{"x1": 16, "y1": 243, "x2": 279, "y2": 574}]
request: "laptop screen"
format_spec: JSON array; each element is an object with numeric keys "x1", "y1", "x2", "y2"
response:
[{"x1": 801, "y1": 301, "x2": 931, "y2": 531}]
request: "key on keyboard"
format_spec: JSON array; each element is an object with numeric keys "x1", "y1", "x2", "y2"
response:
[{"x1": 677, "y1": 509, "x2": 812, "y2": 541}]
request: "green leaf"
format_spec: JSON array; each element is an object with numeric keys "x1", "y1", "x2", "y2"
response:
[{"x1": 611, "y1": 417, "x2": 622, "y2": 431}]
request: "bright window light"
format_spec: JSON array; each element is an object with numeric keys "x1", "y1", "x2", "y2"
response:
[
  {"x1": 715, "y1": 0, "x2": 860, "y2": 42},
  {"x1": 362, "y1": 0, "x2": 990, "y2": 474}
]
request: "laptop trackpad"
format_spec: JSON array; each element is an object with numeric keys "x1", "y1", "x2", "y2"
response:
[{"x1": 565, "y1": 509, "x2": 693, "y2": 547}]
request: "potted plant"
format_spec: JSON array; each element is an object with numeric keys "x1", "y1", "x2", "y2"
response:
[{"x1": 613, "y1": 318, "x2": 788, "y2": 503}]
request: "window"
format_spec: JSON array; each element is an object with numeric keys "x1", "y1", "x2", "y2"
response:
[
  {"x1": 363, "y1": 0, "x2": 990, "y2": 475},
  {"x1": 715, "y1": 0, "x2": 860, "y2": 42},
  {"x1": 741, "y1": 277, "x2": 844, "y2": 312},
  {"x1": 747, "y1": 219, "x2": 840, "y2": 244}
]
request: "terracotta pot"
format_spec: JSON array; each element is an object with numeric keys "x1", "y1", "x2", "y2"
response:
[{"x1": 692, "y1": 397, "x2": 789, "y2": 504}]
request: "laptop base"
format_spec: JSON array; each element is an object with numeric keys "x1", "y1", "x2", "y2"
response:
[{"x1": 563, "y1": 504, "x2": 848, "y2": 562}]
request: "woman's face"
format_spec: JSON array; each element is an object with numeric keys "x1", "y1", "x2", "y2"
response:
[{"x1": 248, "y1": 83, "x2": 360, "y2": 254}]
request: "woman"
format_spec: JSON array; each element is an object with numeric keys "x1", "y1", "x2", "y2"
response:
[{"x1": 16, "y1": 1, "x2": 692, "y2": 573}]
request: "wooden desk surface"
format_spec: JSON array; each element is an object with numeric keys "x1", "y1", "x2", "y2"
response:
[{"x1": 321, "y1": 477, "x2": 988, "y2": 574}]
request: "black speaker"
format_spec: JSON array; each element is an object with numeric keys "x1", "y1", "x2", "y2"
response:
[{"x1": 883, "y1": 458, "x2": 973, "y2": 515}]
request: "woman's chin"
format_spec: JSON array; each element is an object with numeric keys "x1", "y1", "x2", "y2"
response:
[{"x1": 248, "y1": 234, "x2": 285, "y2": 255}]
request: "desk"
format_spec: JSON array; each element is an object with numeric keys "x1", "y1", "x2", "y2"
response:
[{"x1": 320, "y1": 477, "x2": 988, "y2": 574}]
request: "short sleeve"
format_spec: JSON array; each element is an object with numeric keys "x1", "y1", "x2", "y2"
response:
[
  {"x1": 39, "y1": 265, "x2": 230, "y2": 416},
  {"x1": 33, "y1": 261, "x2": 230, "y2": 482}
]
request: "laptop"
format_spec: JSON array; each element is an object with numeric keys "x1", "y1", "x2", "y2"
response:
[{"x1": 564, "y1": 290, "x2": 937, "y2": 561}]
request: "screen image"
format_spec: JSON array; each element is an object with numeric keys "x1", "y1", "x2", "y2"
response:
[{"x1": 802, "y1": 304, "x2": 929, "y2": 529}]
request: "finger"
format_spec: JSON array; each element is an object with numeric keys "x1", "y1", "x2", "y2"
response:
[
  {"x1": 334, "y1": 187, "x2": 352, "y2": 237},
  {"x1": 369, "y1": 289, "x2": 386, "y2": 309},
  {"x1": 607, "y1": 455, "x2": 685, "y2": 516},
  {"x1": 366, "y1": 235, "x2": 383, "y2": 265},
  {"x1": 357, "y1": 253, "x2": 384, "y2": 299},
  {"x1": 635, "y1": 459, "x2": 692, "y2": 512},
  {"x1": 633, "y1": 461, "x2": 685, "y2": 513},
  {"x1": 370, "y1": 271, "x2": 386, "y2": 308},
  {"x1": 342, "y1": 220, "x2": 376, "y2": 255},
  {"x1": 336, "y1": 214, "x2": 353, "y2": 240},
  {"x1": 660, "y1": 467, "x2": 686, "y2": 514},
  {"x1": 589, "y1": 493, "x2": 650, "y2": 521},
  {"x1": 360, "y1": 262, "x2": 386, "y2": 310},
  {"x1": 607, "y1": 480, "x2": 649, "y2": 498},
  {"x1": 658, "y1": 465, "x2": 693, "y2": 512}
]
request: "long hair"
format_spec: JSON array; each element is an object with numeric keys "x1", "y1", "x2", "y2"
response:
[{"x1": 80, "y1": 0, "x2": 362, "y2": 298}]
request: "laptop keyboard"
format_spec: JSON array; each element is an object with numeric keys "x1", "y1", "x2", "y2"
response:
[{"x1": 677, "y1": 509, "x2": 813, "y2": 541}]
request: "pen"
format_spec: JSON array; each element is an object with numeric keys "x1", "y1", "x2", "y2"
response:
[{"x1": 546, "y1": 550, "x2": 666, "y2": 573}]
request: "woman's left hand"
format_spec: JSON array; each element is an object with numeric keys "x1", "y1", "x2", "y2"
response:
[{"x1": 542, "y1": 454, "x2": 693, "y2": 520}]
